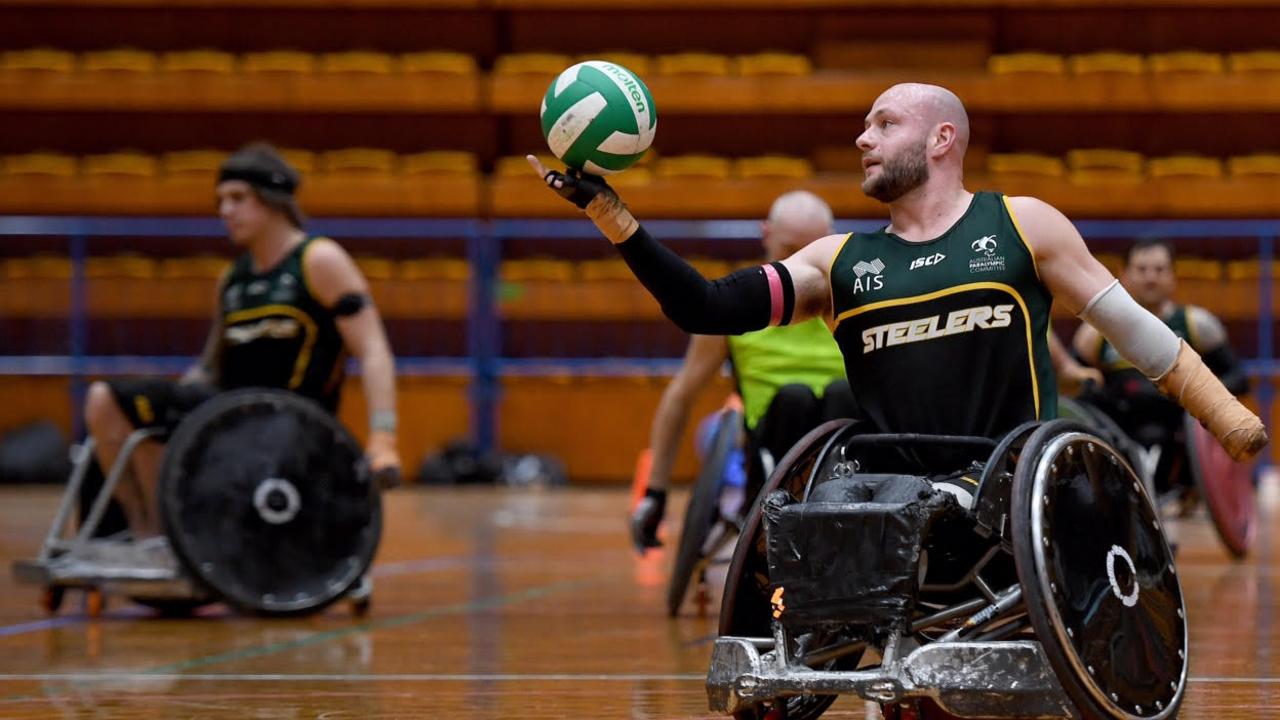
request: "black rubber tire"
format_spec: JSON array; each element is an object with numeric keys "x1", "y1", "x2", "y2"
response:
[
  {"x1": 130, "y1": 597, "x2": 215, "y2": 617},
  {"x1": 667, "y1": 409, "x2": 741, "y2": 617}
]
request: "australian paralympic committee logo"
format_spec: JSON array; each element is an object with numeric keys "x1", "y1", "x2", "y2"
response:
[{"x1": 969, "y1": 235, "x2": 1005, "y2": 274}]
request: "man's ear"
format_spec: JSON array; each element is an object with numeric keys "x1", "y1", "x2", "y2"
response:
[{"x1": 932, "y1": 122, "x2": 958, "y2": 158}]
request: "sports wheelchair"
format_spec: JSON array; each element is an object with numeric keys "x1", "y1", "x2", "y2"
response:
[
  {"x1": 1060, "y1": 396, "x2": 1256, "y2": 558},
  {"x1": 12, "y1": 389, "x2": 382, "y2": 618},
  {"x1": 707, "y1": 418, "x2": 1187, "y2": 719}
]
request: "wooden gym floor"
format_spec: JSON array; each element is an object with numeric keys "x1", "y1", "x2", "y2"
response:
[{"x1": 0, "y1": 483, "x2": 1275, "y2": 719}]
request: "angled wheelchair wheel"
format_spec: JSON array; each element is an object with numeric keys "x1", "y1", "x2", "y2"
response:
[
  {"x1": 668, "y1": 408, "x2": 742, "y2": 618},
  {"x1": 159, "y1": 389, "x2": 382, "y2": 617},
  {"x1": 1184, "y1": 413, "x2": 1256, "y2": 559},
  {"x1": 1012, "y1": 420, "x2": 1187, "y2": 720},
  {"x1": 718, "y1": 419, "x2": 858, "y2": 720}
]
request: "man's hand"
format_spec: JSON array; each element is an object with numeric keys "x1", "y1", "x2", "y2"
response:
[
  {"x1": 1060, "y1": 363, "x2": 1104, "y2": 397},
  {"x1": 629, "y1": 488, "x2": 667, "y2": 555},
  {"x1": 366, "y1": 429, "x2": 402, "y2": 489},
  {"x1": 526, "y1": 155, "x2": 637, "y2": 244}
]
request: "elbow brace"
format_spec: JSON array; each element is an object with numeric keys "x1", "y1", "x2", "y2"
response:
[
  {"x1": 616, "y1": 224, "x2": 794, "y2": 335},
  {"x1": 1080, "y1": 280, "x2": 1267, "y2": 460}
]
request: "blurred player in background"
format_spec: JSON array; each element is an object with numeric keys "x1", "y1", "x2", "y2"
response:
[
  {"x1": 630, "y1": 191, "x2": 854, "y2": 553},
  {"x1": 1073, "y1": 238, "x2": 1250, "y2": 490},
  {"x1": 84, "y1": 143, "x2": 401, "y2": 540}
]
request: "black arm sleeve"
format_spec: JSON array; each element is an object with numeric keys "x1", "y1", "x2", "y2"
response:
[
  {"x1": 1202, "y1": 344, "x2": 1251, "y2": 396},
  {"x1": 615, "y1": 224, "x2": 794, "y2": 335}
]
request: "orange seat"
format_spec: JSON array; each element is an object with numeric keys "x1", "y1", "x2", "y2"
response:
[
  {"x1": 733, "y1": 155, "x2": 813, "y2": 180},
  {"x1": 353, "y1": 256, "x2": 396, "y2": 281},
  {"x1": 85, "y1": 254, "x2": 157, "y2": 279},
  {"x1": 320, "y1": 51, "x2": 396, "y2": 74},
  {"x1": 655, "y1": 155, "x2": 731, "y2": 180},
  {"x1": 4, "y1": 255, "x2": 73, "y2": 279},
  {"x1": 987, "y1": 153, "x2": 1065, "y2": 177},
  {"x1": 160, "y1": 50, "x2": 236, "y2": 74},
  {"x1": 1, "y1": 48, "x2": 75, "y2": 73},
  {"x1": 401, "y1": 151, "x2": 479, "y2": 176},
  {"x1": 1067, "y1": 148, "x2": 1144, "y2": 185},
  {"x1": 735, "y1": 53, "x2": 812, "y2": 76},
  {"x1": 1069, "y1": 52, "x2": 1146, "y2": 75},
  {"x1": 2, "y1": 153, "x2": 78, "y2": 177},
  {"x1": 1149, "y1": 51, "x2": 1224, "y2": 74},
  {"x1": 1174, "y1": 258, "x2": 1224, "y2": 281},
  {"x1": 82, "y1": 152, "x2": 158, "y2": 177},
  {"x1": 158, "y1": 256, "x2": 229, "y2": 280},
  {"x1": 496, "y1": 154, "x2": 557, "y2": 177},
  {"x1": 574, "y1": 53, "x2": 651, "y2": 77},
  {"x1": 81, "y1": 48, "x2": 157, "y2": 73},
  {"x1": 987, "y1": 53, "x2": 1066, "y2": 75},
  {"x1": 1147, "y1": 155, "x2": 1223, "y2": 179},
  {"x1": 320, "y1": 148, "x2": 398, "y2": 175},
  {"x1": 400, "y1": 51, "x2": 478, "y2": 75},
  {"x1": 493, "y1": 53, "x2": 571, "y2": 75},
  {"x1": 161, "y1": 149, "x2": 224, "y2": 177},
  {"x1": 501, "y1": 259, "x2": 575, "y2": 282},
  {"x1": 277, "y1": 148, "x2": 318, "y2": 174},
  {"x1": 242, "y1": 50, "x2": 316, "y2": 74},
  {"x1": 398, "y1": 258, "x2": 470, "y2": 281},
  {"x1": 1228, "y1": 154, "x2": 1280, "y2": 177},
  {"x1": 1227, "y1": 50, "x2": 1280, "y2": 73},
  {"x1": 656, "y1": 52, "x2": 731, "y2": 76}
]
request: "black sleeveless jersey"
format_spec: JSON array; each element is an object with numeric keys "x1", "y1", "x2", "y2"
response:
[
  {"x1": 829, "y1": 192, "x2": 1055, "y2": 451},
  {"x1": 217, "y1": 236, "x2": 347, "y2": 411}
]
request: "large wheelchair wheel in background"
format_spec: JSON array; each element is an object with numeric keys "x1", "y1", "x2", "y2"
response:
[
  {"x1": 717, "y1": 419, "x2": 857, "y2": 720},
  {"x1": 1184, "y1": 413, "x2": 1256, "y2": 558},
  {"x1": 1012, "y1": 420, "x2": 1186, "y2": 720},
  {"x1": 667, "y1": 408, "x2": 741, "y2": 618},
  {"x1": 158, "y1": 389, "x2": 381, "y2": 617}
]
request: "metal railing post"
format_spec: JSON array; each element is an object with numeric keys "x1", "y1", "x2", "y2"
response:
[
  {"x1": 68, "y1": 231, "x2": 89, "y2": 438},
  {"x1": 467, "y1": 221, "x2": 500, "y2": 454}
]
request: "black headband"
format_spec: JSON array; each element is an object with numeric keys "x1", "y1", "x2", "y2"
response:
[{"x1": 217, "y1": 166, "x2": 297, "y2": 194}]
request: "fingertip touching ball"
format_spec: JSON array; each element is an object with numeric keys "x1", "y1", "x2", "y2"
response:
[{"x1": 540, "y1": 60, "x2": 657, "y2": 175}]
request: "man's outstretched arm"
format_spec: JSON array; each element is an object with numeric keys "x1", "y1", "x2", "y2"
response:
[{"x1": 528, "y1": 156, "x2": 834, "y2": 333}]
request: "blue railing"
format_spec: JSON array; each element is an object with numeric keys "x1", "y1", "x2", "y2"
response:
[{"x1": 0, "y1": 215, "x2": 1274, "y2": 453}]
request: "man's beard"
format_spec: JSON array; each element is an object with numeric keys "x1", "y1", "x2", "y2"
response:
[{"x1": 862, "y1": 140, "x2": 929, "y2": 202}]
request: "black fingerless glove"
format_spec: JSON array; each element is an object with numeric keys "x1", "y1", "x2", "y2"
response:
[{"x1": 541, "y1": 167, "x2": 615, "y2": 209}]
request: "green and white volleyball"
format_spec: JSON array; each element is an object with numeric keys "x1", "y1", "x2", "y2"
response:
[{"x1": 540, "y1": 61, "x2": 657, "y2": 175}]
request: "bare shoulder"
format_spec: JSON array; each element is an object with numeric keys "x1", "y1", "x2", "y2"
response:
[
  {"x1": 794, "y1": 232, "x2": 850, "y2": 275},
  {"x1": 303, "y1": 236, "x2": 356, "y2": 271},
  {"x1": 1005, "y1": 196, "x2": 1078, "y2": 244},
  {"x1": 302, "y1": 237, "x2": 367, "y2": 302}
]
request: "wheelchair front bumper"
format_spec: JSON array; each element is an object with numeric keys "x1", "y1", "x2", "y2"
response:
[{"x1": 707, "y1": 636, "x2": 1077, "y2": 719}]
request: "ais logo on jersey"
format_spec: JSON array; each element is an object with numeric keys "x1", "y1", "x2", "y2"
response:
[
  {"x1": 851, "y1": 258, "x2": 885, "y2": 294},
  {"x1": 862, "y1": 304, "x2": 1014, "y2": 354},
  {"x1": 909, "y1": 253, "x2": 946, "y2": 271}
]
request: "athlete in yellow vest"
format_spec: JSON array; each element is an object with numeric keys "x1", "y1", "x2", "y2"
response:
[{"x1": 630, "y1": 192, "x2": 852, "y2": 553}]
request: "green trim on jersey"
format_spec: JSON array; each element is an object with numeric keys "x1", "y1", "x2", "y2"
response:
[
  {"x1": 726, "y1": 317, "x2": 847, "y2": 429},
  {"x1": 218, "y1": 236, "x2": 347, "y2": 411},
  {"x1": 828, "y1": 191, "x2": 1055, "y2": 441}
]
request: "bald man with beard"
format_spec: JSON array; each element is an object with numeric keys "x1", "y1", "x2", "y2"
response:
[{"x1": 530, "y1": 83, "x2": 1266, "y2": 469}]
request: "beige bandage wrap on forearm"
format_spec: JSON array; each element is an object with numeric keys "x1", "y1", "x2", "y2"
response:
[
  {"x1": 585, "y1": 192, "x2": 638, "y2": 245},
  {"x1": 1154, "y1": 341, "x2": 1268, "y2": 460},
  {"x1": 1080, "y1": 280, "x2": 1267, "y2": 461}
]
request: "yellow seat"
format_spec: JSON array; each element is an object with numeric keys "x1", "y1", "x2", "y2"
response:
[
  {"x1": 987, "y1": 153, "x2": 1065, "y2": 177},
  {"x1": 1227, "y1": 50, "x2": 1280, "y2": 73},
  {"x1": 400, "y1": 51, "x2": 478, "y2": 75},
  {"x1": 734, "y1": 155, "x2": 814, "y2": 180},
  {"x1": 398, "y1": 258, "x2": 470, "y2": 281},
  {"x1": 81, "y1": 48, "x2": 157, "y2": 73},
  {"x1": 320, "y1": 148, "x2": 398, "y2": 175},
  {"x1": 242, "y1": 51, "x2": 316, "y2": 74},
  {"x1": 1147, "y1": 155, "x2": 1223, "y2": 179},
  {"x1": 1228, "y1": 154, "x2": 1280, "y2": 177},
  {"x1": 2, "y1": 153, "x2": 78, "y2": 177},
  {"x1": 501, "y1": 259, "x2": 575, "y2": 282},
  {"x1": 160, "y1": 50, "x2": 236, "y2": 74},
  {"x1": 1067, "y1": 149, "x2": 1144, "y2": 173},
  {"x1": 1174, "y1": 258, "x2": 1223, "y2": 281},
  {"x1": 1225, "y1": 259, "x2": 1280, "y2": 281},
  {"x1": 578, "y1": 259, "x2": 636, "y2": 280},
  {"x1": 320, "y1": 51, "x2": 396, "y2": 74},
  {"x1": 1068, "y1": 52, "x2": 1146, "y2": 75},
  {"x1": 735, "y1": 53, "x2": 812, "y2": 76},
  {"x1": 162, "y1": 149, "x2": 225, "y2": 177},
  {"x1": 158, "y1": 255, "x2": 228, "y2": 280},
  {"x1": 656, "y1": 53, "x2": 731, "y2": 76},
  {"x1": 1149, "y1": 51, "x2": 1224, "y2": 74},
  {"x1": 574, "y1": 53, "x2": 651, "y2": 77},
  {"x1": 401, "y1": 151, "x2": 478, "y2": 176},
  {"x1": 687, "y1": 257, "x2": 732, "y2": 278},
  {"x1": 496, "y1": 154, "x2": 557, "y2": 177},
  {"x1": 82, "y1": 152, "x2": 159, "y2": 177},
  {"x1": 1, "y1": 48, "x2": 75, "y2": 73},
  {"x1": 4, "y1": 255, "x2": 72, "y2": 279},
  {"x1": 86, "y1": 254, "x2": 157, "y2": 279},
  {"x1": 609, "y1": 166, "x2": 653, "y2": 187},
  {"x1": 353, "y1": 256, "x2": 395, "y2": 281},
  {"x1": 988, "y1": 52, "x2": 1066, "y2": 75},
  {"x1": 655, "y1": 155, "x2": 731, "y2": 180},
  {"x1": 493, "y1": 53, "x2": 571, "y2": 75},
  {"x1": 277, "y1": 148, "x2": 317, "y2": 175}
]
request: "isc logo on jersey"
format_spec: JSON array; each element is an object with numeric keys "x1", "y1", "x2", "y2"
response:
[
  {"x1": 862, "y1": 304, "x2": 1014, "y2": 353},
  {"x1": 909, "y1": 253, "x2": 945, "y2": 271}
]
